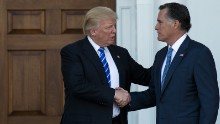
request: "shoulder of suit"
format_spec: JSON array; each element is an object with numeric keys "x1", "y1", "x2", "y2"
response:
[
  {"x1": 189, "y1": 39, "x2": 209, "y2": 50},
  {"x1": 109, "y1": 45, "x2": 127, "y2": 51},
  {"x1": 61, "y1": 38, "x2": 85, "y2": 52}
]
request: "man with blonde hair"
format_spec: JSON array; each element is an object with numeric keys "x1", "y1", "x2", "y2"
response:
[{"x1": 60, "y1": 6, "x2": 151, "y2": 124}]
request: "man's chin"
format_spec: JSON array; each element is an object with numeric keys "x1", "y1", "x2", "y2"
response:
[
  {"x1": 110, "y1": 40, "x2": 116, "y2": 44},
  {"x1": 157, "y1": 37, "x2": 163, "y2": 41},
  {"x1": 157, "y1": 37, "x2": 161, "y2": 41}
]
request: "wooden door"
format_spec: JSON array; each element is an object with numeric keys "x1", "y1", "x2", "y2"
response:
[{"x1": 0, "y1": 0, "x2": 115, "y2": 124}]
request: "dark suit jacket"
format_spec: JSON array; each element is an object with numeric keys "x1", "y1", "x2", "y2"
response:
[
  {"x1": 130, "y1": 36, "x2": 219, "y2": 124},
  {"x1": 60, "y1": 37, "x2": 151, "y2": 124}
]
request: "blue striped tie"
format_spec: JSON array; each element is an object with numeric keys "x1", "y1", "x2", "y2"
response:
[
  {"x1": 98, "y1": 47, "x2": 111, "y2": 87},
  {"x1": 161, "y1": 47, "x2": 173, "y2": 90}
]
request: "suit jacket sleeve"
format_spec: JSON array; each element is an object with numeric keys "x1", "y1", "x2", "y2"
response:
[
  {"x1": 129, "y1": 88, "x2": 156, "y2": 111},
  {"x1": 123, "y1": 48, "x2": 151, "y2": 86},
  {"x1": 194, "y1": 47, "x2": 219, "y2": 124},
  {"x1": 128, "y1": 58, "x2": 157, "y2": 111},
  {"x1": 61, "y1": 45, "x2": 115, "y2": 107}
]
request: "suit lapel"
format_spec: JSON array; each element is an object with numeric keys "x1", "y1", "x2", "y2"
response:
[
  {"x1": 155, "y1": 48, "x2": 167, "y2": 95},
  {"x1": 160, "y1": 36, "x2": 191, "y2": 95},
  {"x1": 108, "y1": 46, "x2": 126, "y2": 88},
  {"x1": 82, "y1": 38, "x2": 108, "y2": 85}
]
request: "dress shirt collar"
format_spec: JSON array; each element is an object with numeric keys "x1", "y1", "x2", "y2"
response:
[
  {"x1": 170, "y1": 33, "x2": 187, "y2": 52},
  {"x1": 87, "y1": 36, "x2": 102, "y2": 53}
]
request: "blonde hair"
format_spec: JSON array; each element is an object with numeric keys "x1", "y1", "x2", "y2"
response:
[{"x1": 83, "y1": 6, "x2": 117, "y2": 35}]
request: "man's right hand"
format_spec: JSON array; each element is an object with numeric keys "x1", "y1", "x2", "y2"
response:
[{"x1": 114, "y1": 87, "x2": 131, "y2": 107}]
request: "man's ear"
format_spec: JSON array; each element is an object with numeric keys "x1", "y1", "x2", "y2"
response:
[
  {"x1": 173, "y1": 20, "x2": 181, "y2": 30},
  {"x1": 90, "y1": 29, "x2": 96, "y2": 36}
]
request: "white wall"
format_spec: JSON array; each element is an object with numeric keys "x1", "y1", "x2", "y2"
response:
[
  {"x1": 117, "y1": 0, "x2": 220, "y2": 124},
  {"x1": 117, "y1": 0, "x2": 156, "y2": 124}
]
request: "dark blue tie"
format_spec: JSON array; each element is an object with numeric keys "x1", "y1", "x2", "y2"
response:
[
  {"x1": 161, "y1": 47, "x2": 173, "y2": 90},
  {"x1": 98, "y1": 47, "x2": 111, "y2": 87}
]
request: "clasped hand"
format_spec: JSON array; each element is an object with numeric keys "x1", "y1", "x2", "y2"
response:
[{"x1": 114, "y1": 87, "x2": 131, "y2": 108}]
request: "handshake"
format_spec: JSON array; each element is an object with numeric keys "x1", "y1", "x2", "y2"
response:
[{"x1": 114, "y1": 87, "x2": 131, "y2": 108}]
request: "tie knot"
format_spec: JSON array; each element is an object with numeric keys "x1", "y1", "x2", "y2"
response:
[
  {"x1": 167, "y1": 47, "x2": 173, "y2": 55},
  {"x1": 168, "y1": 47, "x2": 173, "y2": 52},
  {"x1": 98, "y1": 47, "x2": 105, "y2": 52}
]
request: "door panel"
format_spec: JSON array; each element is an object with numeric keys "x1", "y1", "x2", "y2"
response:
[{"x1": 0, "y1": 0, "x2": 116, "y2": 124}]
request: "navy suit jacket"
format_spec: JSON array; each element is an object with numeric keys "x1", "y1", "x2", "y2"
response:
[
  {"x1": 130, "y1": 36, "x2": 219, "y2": 124},
  {"x1": 60, "y1": 37, "x2": 151, "y2": 124}
]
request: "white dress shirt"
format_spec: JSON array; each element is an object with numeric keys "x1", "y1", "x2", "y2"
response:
[
  {"x1": 88, "y1": 36, "x2": 120, "y2": 118},
  {"x1": 161, "y1": 34, "x2": 187, "y2": 82}
]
